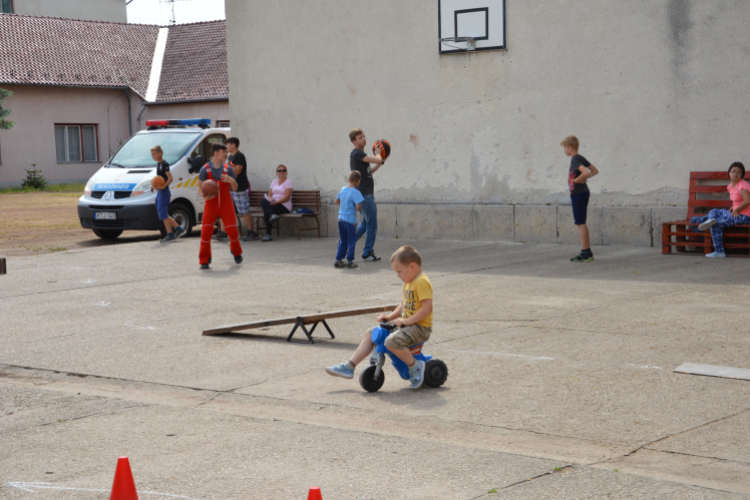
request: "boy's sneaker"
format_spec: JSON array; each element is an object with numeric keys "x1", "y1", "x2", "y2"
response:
[
  {"x1": 409, "y1": 360, "x2": 426, "y2": 389},
  {"x1": 160, "y1": 233, "x2": 175, "y2": 243},
  {"x1": 698, "y1": 219, "x2": 717, "y2": 231},
  {"x1": 706, "y1": 251, "x2": 726, "y2": 258},
  {"x1": 200, "y1": 263, "x2": 210, "y2": 270},
  {"x1": 571, "y1": 253, "x2": 594, "y2": 262},
  {"x1": 173, "y1": 226, "x2": 185, "y2": 239},
  {"x1": 234, "y1": 254, "x2": 243, "y2": 264},
  {"x1": 346, "y1": 261, "x2": 359, "y2": 269},
  {"x1": 325, "y1": 363, "x2": 354, "y2": 379},
  {"x1": 212, "y1": 230, "x2": 228, "y2": 240},
  {"x1": 334, "y1": 260, "x2": 346, "y2": 268},
  {"x1": 242, "y1": 231, "x2": 259, "y2": 241},
  {"x1": 362, "y1": 251, "x2": 381, "y2": 261}
]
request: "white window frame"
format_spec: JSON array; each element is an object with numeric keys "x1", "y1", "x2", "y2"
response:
[{"x1": 55, "y1": 124, "x2": 99, "y2": 163}]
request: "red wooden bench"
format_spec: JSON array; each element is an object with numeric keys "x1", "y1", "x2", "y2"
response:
[
  {"x1": 662, "y1": 171, "x2": 750, "y2": 256},
  {"x1": 248, "y1": 190, "x2": 322, "y2": 240}
]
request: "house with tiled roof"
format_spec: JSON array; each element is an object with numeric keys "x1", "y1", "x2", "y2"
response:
[{"x1": 0, "y1": 14, "x2": 228, "y2": 185}]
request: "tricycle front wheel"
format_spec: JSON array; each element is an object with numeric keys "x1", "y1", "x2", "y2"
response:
[
  {"x1": 359, "y1": 365, "x2": 385, "y2": 393},
  {"x1": 424, "y1": 359, "x2": 448, "y2": 388}
]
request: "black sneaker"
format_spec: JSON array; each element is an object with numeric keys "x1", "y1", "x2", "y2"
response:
[
  {"x1": 334, "y1": 260, "x2": 346, "y2": 268},
  {"x1": 242, "y1": 231, "x2": 259, "y2": 242},
  {"x1": 362, "y1": 252, "x2": 381, "y2": 262},
  {"x1": 212, "y1": 231, "x2": 228, "y2": 240},
  {"x1": 347, "y1": 261, "x2": 359, "y2": 269},
  {"x1": 200, "y1": 263, "x2": 210, "y2": 270},
  {"x1": 571, "y1": 253, "x2": 594, "y2": 262},
  {"x1": 234, "y1": 254, "x2": 243, "y2": 264}
]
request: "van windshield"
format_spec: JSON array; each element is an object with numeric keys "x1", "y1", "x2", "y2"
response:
[{"x1": 109, "y1": 132, "x2": 202, "y2": 168}]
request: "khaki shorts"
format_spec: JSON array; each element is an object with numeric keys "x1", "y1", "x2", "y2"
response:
[{"x1": 384, "y1": 323, "x2": 432, "y2": 350}]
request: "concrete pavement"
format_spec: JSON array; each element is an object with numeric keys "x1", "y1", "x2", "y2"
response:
[{"x1": 1, "y1": 235, "x2": 749, "y2": 499}]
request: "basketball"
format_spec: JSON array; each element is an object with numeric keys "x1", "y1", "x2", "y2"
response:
[
  {"x1": 202, "y1": 179, "x2": 219, "y2": 196},
  {"x1": 372, "y1": 139, "x2": 391, "y2": 160},
  {"x1": 151, "y1": 176, "x2": 165, "y2": 189}
]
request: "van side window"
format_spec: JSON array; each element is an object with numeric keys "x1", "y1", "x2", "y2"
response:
[{"x1": 191, "y1": 134, "x2": 226, "y2": 162}]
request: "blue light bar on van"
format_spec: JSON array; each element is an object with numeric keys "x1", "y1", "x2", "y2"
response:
[{"x1": 145, "y1": 119, "x2": 211, "y2": 127}]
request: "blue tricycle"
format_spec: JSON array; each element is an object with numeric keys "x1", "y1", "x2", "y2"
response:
[{"x1": 359, "y1": 323, "x2": 449, "y2": 392}]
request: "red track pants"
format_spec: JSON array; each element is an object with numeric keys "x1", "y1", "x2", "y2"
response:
[{"x1": 199, "y1": 184, "x2": 242, "y2": 265}]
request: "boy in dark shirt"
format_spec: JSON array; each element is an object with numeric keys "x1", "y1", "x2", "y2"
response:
[
  {"x1": 150, "y1": 145, "x2": 183, "y2": 243},
  {"x1": 349, "y1": 128, "x2": 384, "y2": 261},
  {"x1": 561, "y1": 135, "x2": 599, "y2": 262},
  {"x1": 226, "y1": 137, "x2": 258, "y2": 241}
]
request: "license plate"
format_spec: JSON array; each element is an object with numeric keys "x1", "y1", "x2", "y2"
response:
[{"x1": 94, "y1": 212, "x2": 117, "y2": 220}]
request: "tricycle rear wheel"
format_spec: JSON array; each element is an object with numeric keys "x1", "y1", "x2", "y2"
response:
[{"x1": 359, "y1": 365, "x2": 385, "y2": 393}]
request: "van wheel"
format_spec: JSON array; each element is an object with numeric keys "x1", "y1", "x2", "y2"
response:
[
  {"x1": 169, "y1": 202, "x2": 194, "y2": 237},
  {"x1": 93, "y1": 229, "x2": 122, "y2": 240}
]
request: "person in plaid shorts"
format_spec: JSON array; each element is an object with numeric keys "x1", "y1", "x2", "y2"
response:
[{"x1": 225, "y1": 137, "x2": 258, "y2": 241}]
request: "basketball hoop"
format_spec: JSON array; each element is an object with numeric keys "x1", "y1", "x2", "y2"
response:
[{"x1": 439, "y1": 37, "x2": 477, "y2": 51}]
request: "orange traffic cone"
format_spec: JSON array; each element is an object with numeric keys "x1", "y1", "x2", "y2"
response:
[
  {"x1": 110, "y1": 456, "x2": 139, "y2": 500},
  {"x1": 307, "y1": 486, "x2": 323, "y2": 500}
]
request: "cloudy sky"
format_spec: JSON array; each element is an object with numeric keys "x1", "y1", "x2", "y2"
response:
[{"x1": 126, "y1": 0, "x2": 225, "y2": 25}]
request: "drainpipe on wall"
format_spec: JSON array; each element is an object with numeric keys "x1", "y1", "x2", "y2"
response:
[
  {"x1": 123, "y1": 88, "x2": 132, "y2": 137},
  {"x1": 136, "y1": 102, "x2": 147, "y2": 132}
]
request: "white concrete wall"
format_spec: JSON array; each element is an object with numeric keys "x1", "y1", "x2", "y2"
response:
[
  {"x1": 13, "y1": 0, "x2": 126, "y2": 23},
  {"x1": 226, "y1": 0, "x2": 750, "y2": 208}
]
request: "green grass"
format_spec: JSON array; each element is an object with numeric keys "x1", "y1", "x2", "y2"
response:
[{"x1": 0, "y1": 182, "x2": 86, "y2": 194}]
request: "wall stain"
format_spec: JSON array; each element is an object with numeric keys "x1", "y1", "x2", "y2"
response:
[
  {"x1": 347, "y1": 83, "x2": 357, "y2": 94},
  {"x1": 668, "y1": 0, "x2": 693, "y2": 82},
  {"x1": 409, "y1": 134, "x2": 419, "y2": 149}
]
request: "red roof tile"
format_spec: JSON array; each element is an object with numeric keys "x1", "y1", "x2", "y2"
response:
[
  {"x1": 156, "y1": 20, "x2": 227, "y2": 102},
  {"x1": 0, "y1": 14, "x2": 228, "y2": 102}
]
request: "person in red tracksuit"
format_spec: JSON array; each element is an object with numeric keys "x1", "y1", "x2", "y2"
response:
[{"x1": 197, "y1": 142, "x2": 243, "y2": 270}]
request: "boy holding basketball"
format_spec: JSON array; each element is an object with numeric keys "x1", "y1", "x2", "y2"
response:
[
  {"x1": 326, "y1": 245, "x2": 433, "y2": 389},
  {"x1": 197, "y1": 142, "x2": 243, "y2": 270},
  {"x1": 562, "y1": 135, "x2": 599, "y2": 262},
  {"x1": 150, "y1": 145, "x2": 184, "y2": 243},
  {"x1": 349, "y1": 128, "x2": 384, "y2": 261},
  {"x1": 334, "y1": 170, "x2": 364, "y2": 269}
]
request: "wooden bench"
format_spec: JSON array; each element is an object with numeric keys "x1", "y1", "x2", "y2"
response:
[
  {"x1": 662, "y1": 171, "x2": 750, "y2": 256},
  {"x1": 202, "y1": 304, "x2": 399, "y2": 344},
  {"x1": 248, "y1": 190, "x2": 322, "y2": 240}
]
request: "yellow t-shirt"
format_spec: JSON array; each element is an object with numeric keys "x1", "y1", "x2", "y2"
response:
[{"x1": 402, "y1": 273, "x2": 433, "y2": 328}]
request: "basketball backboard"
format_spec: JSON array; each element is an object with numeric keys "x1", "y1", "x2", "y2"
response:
[{"x1": 439, "y1": 0, "x2": 506, "y2": 54}]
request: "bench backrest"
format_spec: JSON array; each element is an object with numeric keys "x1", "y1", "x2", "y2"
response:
[
  {"x1": 249, "y1": 190, "x2": 321, "y2": 211},
  {"x1": 686, "y1": 171, "x2": 743, "y2": 218}
]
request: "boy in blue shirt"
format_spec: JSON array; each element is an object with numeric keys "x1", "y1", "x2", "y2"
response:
[{"x1": 334, "y1": 171, "x2": 364, "y2": 269}]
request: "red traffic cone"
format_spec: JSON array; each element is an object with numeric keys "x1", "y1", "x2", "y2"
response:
[
  {"x1": 110, "y1": 456, "x2": 139, "y2": 500},
  {"x1": 307, "y1": 486, "x2": 323, "y2": 500}
]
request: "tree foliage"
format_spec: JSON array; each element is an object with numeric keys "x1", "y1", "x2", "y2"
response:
[{"x1": 0, "y1": 88, "x2": 14, "y2": 130}]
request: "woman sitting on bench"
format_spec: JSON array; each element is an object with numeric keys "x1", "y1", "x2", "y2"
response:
[
  {"x1": 699, "y1": 162, "x2": 750, "y2": 258},
  {"x1": 261, "y1": 164, "x2": 294, "y2": 242}
]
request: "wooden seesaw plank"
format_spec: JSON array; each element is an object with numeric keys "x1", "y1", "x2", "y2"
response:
[
  {"x1": 674, "y1": 363, "x2": 750, "y2": 381},
  {"x1": 202, "y1": 304, "x2": 399, "y2": 337}
]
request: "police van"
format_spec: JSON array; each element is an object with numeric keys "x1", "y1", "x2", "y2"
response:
[{"x1": 78, "y1": 119, "x2": 228, "y2": 239}]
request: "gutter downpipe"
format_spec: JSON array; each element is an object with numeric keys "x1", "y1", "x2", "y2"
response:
[
  {"x1": 136, "y1": 101, "x2": 147, "y2": 133},
  {"x1": 124, "y1": 87, "x2": 133, "y2": 137}
]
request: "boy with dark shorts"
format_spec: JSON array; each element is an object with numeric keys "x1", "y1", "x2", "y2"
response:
[
  {"x1": 151, "y1": 145, "x2": 183, "y2": 243},
  {"x1": 562, "y1": 135, "x2": 599, "y2": 262},
  {"x1": 326, "y1": 245, "x2": 433, "y2": 389}
]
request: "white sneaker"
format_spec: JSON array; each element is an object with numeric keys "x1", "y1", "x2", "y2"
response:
[
  {"x1": 706, "y1": 251, "x2": 726, "y2": 258},
  {"x1": 698, "y1": 219, "x2": 717, "y2": 231}
]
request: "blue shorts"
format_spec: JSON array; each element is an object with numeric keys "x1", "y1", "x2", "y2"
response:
[
  {"x1": 570, "y1": 191, "x2": 590, "y2": 225},
  {"x1": 156, "y1": 188, "x2": 171, "y2": 220}
]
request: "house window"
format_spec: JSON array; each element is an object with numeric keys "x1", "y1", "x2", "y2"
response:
[
  {"x1": 55, "y1": 124, "x2": 98, "y2": 163},
  {"x1": 1, "y1": 0, "x2": 13, "y2": 13},
  {"x1": 217, "y1": 120, "x2": 230, "y2": 128}
]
